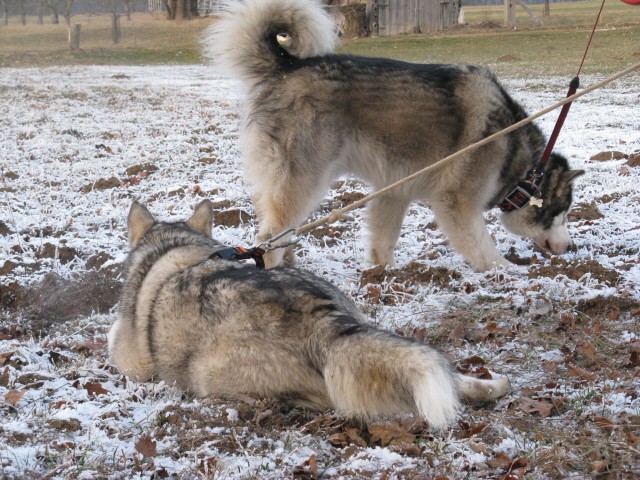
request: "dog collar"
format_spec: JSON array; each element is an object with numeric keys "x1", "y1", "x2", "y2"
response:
[{"x1": 498, "y1": 165, "x2": 544, "y2": 212}]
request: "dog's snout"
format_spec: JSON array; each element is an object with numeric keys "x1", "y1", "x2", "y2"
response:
[{"x1": 536, "y1": 238, "x2": 569, "y2": 255}]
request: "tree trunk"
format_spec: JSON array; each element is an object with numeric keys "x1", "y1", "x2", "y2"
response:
[
  {"x1": 111, "y1": 14, "x2": 121, "y2": 44},
  {"x1": 164, "y1": 0, "x2": 176, "y2": 20},
  {"x1": 1, "y1": 2, "x2": 8, "y2": 26},
  {"x1": 125, "y1": 0, "x2": 132, "y2": 21},
  {"x1": 176, "y1": 0, "x2": 185, "y2": 21},
  {"x1": 51, "y1": 9, "x2": 59, "y2": 24},
  {"x1": 543, "y1": 0, "x2": 550, "y2": 18},
  {"x1": 37, "y1": 3, "x2": 44, "y2": 25},
  {"x1": 19, "y1": 1, "x2": 26, "y2": 25}
]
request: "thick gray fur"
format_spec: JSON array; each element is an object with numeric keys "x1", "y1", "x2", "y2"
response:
[
  {"x1": 204, "y1": 0, "x2": 584, "y2": 271},
  {"x1": 108, "y1": 201, "x2": 510, "y2": 429}
]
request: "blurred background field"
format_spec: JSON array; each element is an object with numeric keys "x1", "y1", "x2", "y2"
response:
[{"x1": 0, "y1": 1, "x2": 638, "y2": 75}]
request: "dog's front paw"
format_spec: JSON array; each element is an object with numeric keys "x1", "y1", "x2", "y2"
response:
[
  {"x1": 473, "y1": 256, "x2": 511, "y2": 272},
  {"x1": 368, "y1": 248, "x2": 396, "y2": 267}
]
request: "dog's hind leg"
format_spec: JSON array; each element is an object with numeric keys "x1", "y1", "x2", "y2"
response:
[
  {"x1": 366, "y1": 194, "x2": 410, "y2": 266},
  {"x1": 251, "y1": 158, "x2": 338, "y2": 268},
  {"x1": 456, "y1": 374, "x2": 511, "y2": 403}
]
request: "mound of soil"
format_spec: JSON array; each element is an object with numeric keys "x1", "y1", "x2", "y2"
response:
[
  {"x1": 309, "y1": 224, "x2": 349, "y2": 247},
  {"x1": 1, "y1": 268, "x2": 122, "y2": 334},
  {"x1": 575, "y1": 296, "x2": 640, "y2": 320},
  {"x1": 529, "y1": 258, "x2": 620, "y2": 286},
  {"x1": 214, "y1": 209, "x2": 251, "y2": 227},
  {"x1": 361, "y1": 262, "x2": 461, "y2": 289},
  {"x1": 569, "y1": 201, "x2": 603, "y2": 221},
  {"x1": 589, "y1": 151, "x2": 626, "y2": 162}
]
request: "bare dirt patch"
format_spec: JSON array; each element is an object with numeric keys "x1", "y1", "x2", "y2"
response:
[
  {"x1": 0, "y1": 221, "x2": 11, "y2": 236},
  {"x1": 308, "y1": 224, "x2": 349, "y2": 247},
  {"x1": 569, "y1": 201, "x2": 604, "y2": 221},
  {"x1": 589, "y1": 150, "x2": 627, "y2": 161},
  {"x1": 529, "y1": 258, "x2": 621, "y2": 285},
  {"x1": 80, "y1": 176, "x2": 121, "y2": 193},
  {"x1": 575, "y1": 295, "x2": 640, "y2": 321},
  {"x1": 0, "y1": 269, "x2": 122, "y2": 335},
  {"x1": 361, "y1": 262, "x2": 462, "y2": 289},
  {"x1": 360, "y1": 263, "x2": 462, "y2": 304},
  {"x1": 214, "y1": 209, "x2": 251, "y2": 227}
]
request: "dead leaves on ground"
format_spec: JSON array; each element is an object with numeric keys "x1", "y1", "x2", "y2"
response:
[
  {"x1": 315, "y1": 414, "x2": 428, "y2": 456},
  {"x1": 135, "y1": 433, "x2": 157, "y2": 458},
  {"x1": 4, "y1": 388, "x2": 26, "y2": 406}
]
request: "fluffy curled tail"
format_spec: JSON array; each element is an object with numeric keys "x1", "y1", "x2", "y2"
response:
[
  {"x1": 323, "y1": 332, "x2": 511, "y2": 429},
  {"x1": 203, "y1": 0, "x2": 337, "y2": 84}
]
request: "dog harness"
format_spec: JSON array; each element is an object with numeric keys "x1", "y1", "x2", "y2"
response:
[{"x1": 210, "y1": 246, "x2": 266, "y2": 268}]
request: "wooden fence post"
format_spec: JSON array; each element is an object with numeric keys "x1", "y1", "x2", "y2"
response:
[
  {"x1": 71, "y1": 24, "x2": 81, "y2": 51},
  {"x1": 504, "y1": 0, "x2": 516, "y2": 28}
]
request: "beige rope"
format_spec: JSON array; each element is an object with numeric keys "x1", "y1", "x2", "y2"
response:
[{"x1": 290, "y1": 62, "x2": 640, "y2": 238}]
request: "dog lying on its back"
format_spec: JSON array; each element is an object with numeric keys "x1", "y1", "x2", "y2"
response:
[
  {"x1": 108, "y1": 200, "x2": 510, "y2": 428},
  {"x1": 205, "y1": 0, "x2": 584, "y2": 271}
]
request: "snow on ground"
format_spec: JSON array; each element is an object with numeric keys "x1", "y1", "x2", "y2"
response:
[{"x1": 0, "y1": 65, "x2": 639, "y2": 479}]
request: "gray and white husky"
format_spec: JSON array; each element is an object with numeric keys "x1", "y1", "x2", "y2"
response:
[
  {"x1": 205, "y1": 0, "x2": 585, "y2": 271},
  {"x1": 108, "y1": 201, "x2": 510, "y2": 428}
]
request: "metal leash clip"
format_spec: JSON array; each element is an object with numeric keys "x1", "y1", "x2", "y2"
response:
[{"x1": 257, "y1": 228, "x2": 301, "y2": 252}]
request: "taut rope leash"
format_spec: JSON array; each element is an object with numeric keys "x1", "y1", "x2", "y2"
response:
[{"x1": 254, "y1": 61, "x2": 640, "y2": 254}]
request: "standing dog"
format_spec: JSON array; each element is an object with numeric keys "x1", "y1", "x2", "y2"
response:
[
  {"x1": 205, "y1": 0, "x2": 584, "y2": 271},
  {"x1": 108, "y1": 201, "x2": 510, "y2": 429}
]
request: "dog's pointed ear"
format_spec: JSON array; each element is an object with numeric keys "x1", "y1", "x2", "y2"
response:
[
  {"x1": 128, "y1": 201, "x2": 155, "y2": 247},
  {"x1": 562, "y1": 169, "x2": 585, "y2": 184},
  {"x1": 186, "y1": 200, "x2": 214, "y2": 237}
]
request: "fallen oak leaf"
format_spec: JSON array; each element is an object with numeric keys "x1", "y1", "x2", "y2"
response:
[
  {"x1": 198, "y1": 457, "x2": 218, "y2": 476},
  {"x1": 4, "y1": 388, "x2": 26, "y2": 406},
  {"x1": 462, "y1": 355, "x2": 485, "y2": 366},
  {"x1": 518, "y1": 397, "x2": 557, "y2": 418},
  {"x1": 567, "y1": 363, "x2": 598, "y2": 382},
  {"x1": 456, "y1": 421, "x2": 487, "y2": 439},
  {"x1": 84, "y1": 382, "x2": 110, "y2": 398},
  {"x1": 135, "y1": 433, "x2": 157, "y2": 458},
  {"x1": 593, "y1": 416, "x2": 615, "y2": 432},
  {"x1": 73, "y1": 339, "x2": 107, "y2": 355},
  {"x1": 0, "y1": 351, "x2": 15, "y2": 366},
  {"x1": 501, "y1": 474, "x2": 519, "y2": 480},
  {"x1": 368, "y1": 420, "x2": 416, "y2": 446},
  {"x1": 0, "y1": 367, "x2": 9, "y2": 387},
  {"x1": 344, "y1": 426, "x2": 368, "y2": 447},
  {"x1": 488, "y1": 452, "x2": 513, "y2": 469},
  {"x1": 327, "y1": 432, "x2": 349, "y2": 448},
  {"x1": 389, "y1": 441, "x2": 422, "y2": 457},
  {"x1": 626, "y1": 348, "x2": 640, "y2": 368},
  {"x1": 293, "y1": 454, "x2": 317, "y2": 479},
  {"x1": 50, "y1": 441, "x2": 75, "y2": 451}
]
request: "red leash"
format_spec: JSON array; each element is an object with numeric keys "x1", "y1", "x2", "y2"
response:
[
  {"x1": 537, "y1": 0, "x2": 607, "y2": 169},
  {"x1": 499, "y1": 0, "x2": 608, "y2": 212}
]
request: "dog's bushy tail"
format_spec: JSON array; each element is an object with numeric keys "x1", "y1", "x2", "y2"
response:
[
  {"x1": 323, "y1": 332, "x2": 461, "y2": 429},
  {"x1": 323, "y1": 332, "x2": 511, "y2": 428},
  {"x1": 203, "y1": 0, "x2": 336, "y2": 84}
]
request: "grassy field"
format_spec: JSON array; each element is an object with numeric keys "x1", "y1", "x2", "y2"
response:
[
  {"x1": 339, "y1": 0, "x2": 640, "y2": 76},
  {"x1": 0, "y1": 1, "x2": 639, "y2": 75},
  {"x1": 0, "y1": 13, "x2": 212, "y2": 66}
]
